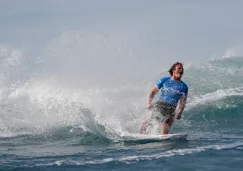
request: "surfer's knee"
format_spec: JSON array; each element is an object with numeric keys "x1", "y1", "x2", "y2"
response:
[{"x1": 166, "y1": 119, "x2": 174, "y2": 127}]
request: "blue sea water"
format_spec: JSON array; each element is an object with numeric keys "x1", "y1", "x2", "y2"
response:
[{"x1": 0, "y1": 56, "x2": 243, "y2": 171}]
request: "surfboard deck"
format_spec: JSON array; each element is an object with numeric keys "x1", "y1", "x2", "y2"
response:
[{"x1": 121, "y1": 133, "x2": 188, "y2": 142}]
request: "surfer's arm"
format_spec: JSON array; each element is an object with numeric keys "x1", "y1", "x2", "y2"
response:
[
  {"x1": 177, "y1": 95, "x2": 187, "y2": 119},
  {"x1": 147, "y1": 87, "x2": 158, "y2": 109},
  {"x1": 148, "y1": 77, "x2": 167, "y2": 109}
]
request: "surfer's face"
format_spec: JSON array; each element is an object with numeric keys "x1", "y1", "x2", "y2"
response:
[{"x1": 173, "y1": 64, "x2": 184, "y2": 79}]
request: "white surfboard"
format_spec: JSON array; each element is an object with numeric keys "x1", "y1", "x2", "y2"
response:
[{"x1": 121, "y1": 133, "x2": 188, "y2": 142}]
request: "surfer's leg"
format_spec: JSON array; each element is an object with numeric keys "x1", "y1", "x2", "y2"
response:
[
  {"x1": 139, "y1": 120, "x2": 150, "y2": 134},
  {"x1": 161, "y1": 121, "x2": 169, "y2": 134},
  {"x1": 160, "y1": 119, "x2": 173, "y2": 135},
  {"x1": 140, "y1": 103, "x2": 161, "y2": 134}
]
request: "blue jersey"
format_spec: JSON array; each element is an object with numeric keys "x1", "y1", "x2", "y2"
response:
[{"x1": 155, "y1": 76, "x2": 188, "y2": 106}]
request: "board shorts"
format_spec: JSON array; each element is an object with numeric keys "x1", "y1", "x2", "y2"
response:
[{"x1": 150, "y1": 101, "x2": 176, "y2": 126}]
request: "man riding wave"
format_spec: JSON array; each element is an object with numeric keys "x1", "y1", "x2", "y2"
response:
[{"x1": 139, "y1": 62, "x2": 188, "y2": 135}]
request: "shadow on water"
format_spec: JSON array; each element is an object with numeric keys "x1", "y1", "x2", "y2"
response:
[{"x1": 121, "y1": 138, "x2": 189, "y2": 149}]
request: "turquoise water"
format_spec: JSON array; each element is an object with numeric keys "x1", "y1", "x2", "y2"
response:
[{"x1": 0, "y1": 56, "x2": 243, "y2": 170}]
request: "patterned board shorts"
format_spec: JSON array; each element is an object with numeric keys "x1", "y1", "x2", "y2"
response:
[{"x1": 151, "y1": 101, "x2": 176, "y2": 126}]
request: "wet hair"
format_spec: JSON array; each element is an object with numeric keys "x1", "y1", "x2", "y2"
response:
[{"x1": 168, "y1": 62, "x2": 183, "y2": 76}]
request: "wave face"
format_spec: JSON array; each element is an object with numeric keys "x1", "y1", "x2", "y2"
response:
[
  {"x1": 184, "y1": 57, "x2": 243, "y2": 133},
  {"x1": 1, "y1": 44, "x2": 243, "y2": 138},
  {"x1": 1, "y1": 43, "x2": 243, "y2": 171}
]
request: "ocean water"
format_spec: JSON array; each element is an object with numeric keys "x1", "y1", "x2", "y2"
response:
[
  {"x1": 1, "y1": 2, "x2": 243, "y2": 170},
  {"x1": 1, "y1": 51, "x2": 243, "y2": 170}
]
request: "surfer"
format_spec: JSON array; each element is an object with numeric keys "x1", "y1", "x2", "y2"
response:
[{"x1": 139, "y1": 62, "x2": 188, "y2": 135}]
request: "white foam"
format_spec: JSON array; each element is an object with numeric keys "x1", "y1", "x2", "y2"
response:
[
  {"x1": 187, "y1": 87, "x2": 243, "y2": 109},
  {"x1": 0, "y1": 79, "x2": 100, "y2": 136},
  {"x1": 0, "y1": 76, "x2": 149, "y2": 137},
  {"x1": 223, "y1": 49, "x2": 237, "y2": 58}
]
